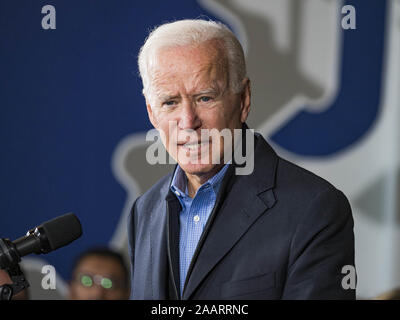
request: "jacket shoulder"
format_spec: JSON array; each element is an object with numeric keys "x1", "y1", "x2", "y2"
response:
[
  {"x1": 134, "y1": 171, "x2": 173, "y2": 213},
  {"x1": 276, "y1": 156, "x2": 341, "y2": 198}
]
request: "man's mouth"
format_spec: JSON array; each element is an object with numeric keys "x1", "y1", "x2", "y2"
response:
[{"x1": 179, "y1": 140, "x2": 210, "y2": 151}]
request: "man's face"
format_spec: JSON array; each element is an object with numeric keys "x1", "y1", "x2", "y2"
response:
[
  {"x1": 145, "y1": 40, "x2": 250, "y2": 178},
  {"x1": 69, "y1": 255, "x2": 129, "y2": 300}
]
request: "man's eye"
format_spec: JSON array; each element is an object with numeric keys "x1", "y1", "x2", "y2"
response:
[
  {"x1": 199, "y1": 96, "x2": 212, "y2": 102},
  {"x1": 163, "y1": 101, "x2": 176, "y2": 107}
]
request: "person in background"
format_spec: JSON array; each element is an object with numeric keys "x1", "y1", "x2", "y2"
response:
[
  {"x1": 68, "y1": 247, "x2": 130, "y2": 300},
  {"x1": 373, "y1": 287, "x2": 400, "y2": 300}
]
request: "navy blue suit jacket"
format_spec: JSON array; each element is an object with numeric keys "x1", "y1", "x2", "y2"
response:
[{"x1": 128, "y1": 133, "x2": 355, "y2": 299}]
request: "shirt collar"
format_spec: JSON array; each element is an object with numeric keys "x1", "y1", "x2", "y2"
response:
[{"x1": 170, "y1": 162, "x2": 230, "y2": 199}]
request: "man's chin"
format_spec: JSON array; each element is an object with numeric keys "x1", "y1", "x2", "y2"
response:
[{"x1": 177, "y1": 162, "x2": 223, "y2": 177}]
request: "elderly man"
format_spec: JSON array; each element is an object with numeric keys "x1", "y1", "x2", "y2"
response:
[{"x1": 128, "y1": 19, "x2": 355, "y2": 300}]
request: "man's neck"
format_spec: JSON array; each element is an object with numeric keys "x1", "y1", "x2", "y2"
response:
[{"x1": 185, "y1": 164, "x2": 224, "y2": 198}]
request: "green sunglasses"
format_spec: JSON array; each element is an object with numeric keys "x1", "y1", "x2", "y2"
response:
[{"x1": 76, "y1": 273, "x2": 122, "y2": 290}]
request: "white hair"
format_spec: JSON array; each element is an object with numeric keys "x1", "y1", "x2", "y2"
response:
[{"x1": 138, "y1": 19, "x2": 246, "y2": 101}]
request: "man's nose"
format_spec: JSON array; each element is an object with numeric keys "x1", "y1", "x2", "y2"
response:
[
  {"x1": 88, "y1": 285, "x2": 107, "y2": 300},
  {"x1": 177, "y1": 100, "x2": 201, "y2": 130}
]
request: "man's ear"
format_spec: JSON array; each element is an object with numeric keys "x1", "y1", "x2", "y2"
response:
[{"x1": 240, "y1": 77, "x2": 251, "y2": 123}]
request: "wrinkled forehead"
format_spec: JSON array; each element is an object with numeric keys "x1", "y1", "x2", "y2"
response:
[{"x1": 148, "y1": 41, "x2": 229, "y2": 93}]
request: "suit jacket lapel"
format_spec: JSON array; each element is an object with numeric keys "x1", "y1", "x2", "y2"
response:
[
  {"x1": 149, "y1": 187, "x2": 170, "y2": 299},
  {"x1": 166, "y1": 193, "x2": 182, "y2": 299},
  {"x1": 182, "y1": 134, "x2": 278, "y2": 300}
]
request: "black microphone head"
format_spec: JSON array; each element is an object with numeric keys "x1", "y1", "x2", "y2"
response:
[{"x1": 40, "y1": 213, "x2": 82, "y2": 250}]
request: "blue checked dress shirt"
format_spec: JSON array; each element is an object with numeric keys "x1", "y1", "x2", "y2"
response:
[{"x1": 170, "y1": 163, "x2": 230, "y2": 295}]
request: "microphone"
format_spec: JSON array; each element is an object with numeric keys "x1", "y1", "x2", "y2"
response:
[{"x1": 0, "y1": 213, "x2": 82, "y2": 270}]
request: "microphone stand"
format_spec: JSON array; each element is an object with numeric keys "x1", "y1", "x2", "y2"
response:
[{"x1": 0, "y1": 238, "x2": 30, "y2": 300}]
